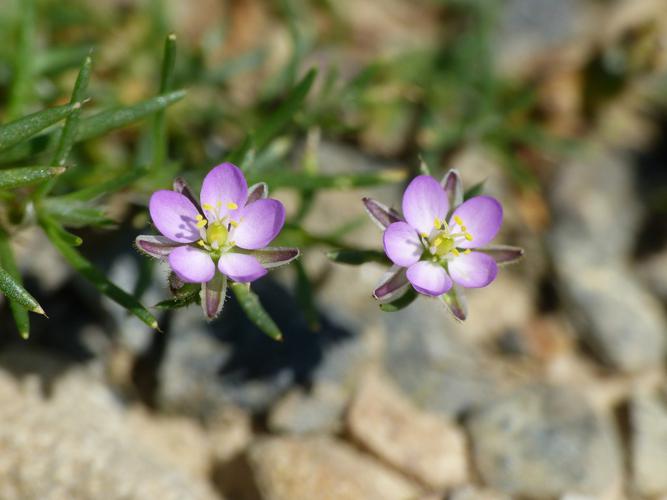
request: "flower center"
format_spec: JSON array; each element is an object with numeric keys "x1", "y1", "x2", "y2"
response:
[
  {"x1": 206, "y1": 222, "x2": 228, "y2": 247},
  {"x1": 424, "y1": 216, "x2": 473, "y2": 260}
]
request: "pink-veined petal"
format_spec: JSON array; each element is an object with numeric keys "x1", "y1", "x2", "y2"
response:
[
  {"x1": 402, "y1": 175, "x2": 449, "y2": 235},
  {"x1": 168, "y1": 245, "x2": 216, "y2": 283},
  {"x1": 447, "y1": 251, "x2": 498, "y2": 288},
  {"x1": 200, "y1": 163, "x2": 248, "y2": 222},
  {"x1": 406, "y1": 261, "x2": 452, "y2": 296},
  {"x1": 448, "y1": 195, "x2": 503, "y2": 249},
  {"x1": 383, "y1": 221, "x2": 422, "y2": 267},
  {"x1": 232, "y1": 198, "x2": 285, "y2": 250},
  {"x1": 149, "y1": 190, "x2": 201, "y2": 243},
  {"x1": 218, "y1": 252, "x2": 268, "y2": 283}
]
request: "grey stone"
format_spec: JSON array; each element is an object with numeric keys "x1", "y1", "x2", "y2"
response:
[
  {"x1": 268, "y1": 383, "x2": 347, "y2": 434},
  {"x1": 467, "y1": 384, "x2": 622, "y2": 499},
  {"x1": 494, "y1": 0, "x2": 597, "y2": 76},
  {"x1": 549, "y1": 146, "x2": 667, "y2": 371},
  {"x1": 631, "y1": 387, "x2": 667, "y2": 497},
  {"x1": 382, "y1": 298, "x2": 500, "y2": 417},
  {"x1": 0, "y1": 351, "x2": 218, "y2": 500},
  {"x1": 157, "y1": 277, "x2": 375, "y2": 417}
]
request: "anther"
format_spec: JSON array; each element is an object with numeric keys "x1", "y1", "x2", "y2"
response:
[
  {"x1": 464, "y1": 233, "x2": 473, "y2": 241},
  {"x1": 227, "y1": 202, "x2": 239, "y2": 210},
  {"x1": 454, "y1": 215, "x2": 464, "y2": 226},
  {"x1": 464, "y1": 249, "x2": 472, "y2": 254},
  {"x1": 202, "y1": 203, "x2": 214, "y2": 211},
  {"x1": 451, "y1": 248, "x2": 460, "y2": 257},
  {"x1": 433, "y1": 217, "x2": 442, "y2": 229},
  {"x1": 196, "y1": 219, "x2": 207, "y2": 228}
]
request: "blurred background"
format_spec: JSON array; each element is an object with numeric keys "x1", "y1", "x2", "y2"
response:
[{"x1": 1, "y1": 0, "x2": 667, "y2": 498}]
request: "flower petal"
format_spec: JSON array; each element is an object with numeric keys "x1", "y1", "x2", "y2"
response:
[
  {"x1": 232, "y1": 198, "x2": 285, "y2": 250},
  {"x1": 406, "y1": 261, "x2": 452, "y2": 296},
  {"x1": 448, "y1": 195, "x2": 503, "y2": 248},
  {"x1": 168, "y1": 245, "x2": 216, "y2": 283},
  {"x1": 447, "y1": 251, "x2": 498, "y2": 288},
  {"x1": 383, "y1": 221, "x2": 423, "y2": 267},
  {"x1": 373, "y1": 265, "x2": 410, "y2": 302},
  {"x1": 201, "y1": 273, "x2": 227, "y2": 320},
  {"x1": 247, "y1": 182, "x2": 268, "y2": 204},
  {"x1": 363, "y1": 197, "x2": 402, "y2": 230},
  {"x1": 135, "y1": 235, "x2": 182, "y2": 259},
  {"x1": 440, "y1": 169, "x2": 463, "y2": 209},
  {"x1": 200, "y1": 163, "x2": 248, "y2": 222},
  {"x1": 218, "y1": 252, "x2": 267, "y2": 283},
  {"x1": 149, "y1": 190, "x2": 201, "y2": 243},
  {"x1": 248, "y1": 247, "x2": 299, "y2": 269},
  {"x1": 402, "y1": 175, "x2": 449, "y2": 235}
]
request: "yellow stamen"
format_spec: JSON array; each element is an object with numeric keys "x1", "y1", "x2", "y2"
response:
[
  {"x1": 420, "y1": 232, "x2": 428, "y2": 238},
  {"x1": 202, "y1": 203, "x2": 214, "y2": 211},
  {"x1": 197, "y1": 240, "x2": 206, "y2": 247},
  {"x1": 451, "y1": 248, "x2": 460, "y2": 257},
  {"x1": 460, "y1": 225, "x2": 467, "y2": 232},
  {"x1": 227, "y1": 201, "x2": 239, "y2": 210},
  {"x1": 454, "y1": 215, "x2": 464, "y2": 226},
  {"x1": 464, "y1": 232, "x2": 473, "y2": 241},
  {"x1": 195, "y1": 214, "x2": 204, "y2": 221},
  {"x1": 433, "y1": 237, "x2": 443, "y2": 247},
  {"x1": 230, "y1": 220, "x2": 239, "y2": 228},
  {"x1": 464, "y1": 249, "x2": 472, "y2": 254},
  {"x1": 216, "y1": 201, "x2": 222, "y2": 208},
  {"x1": 196, "y1": 219, "x2": 207, "y2": 228},
  {"x1": 433, "y1": 217, "x2": 442, "y2": 229}
]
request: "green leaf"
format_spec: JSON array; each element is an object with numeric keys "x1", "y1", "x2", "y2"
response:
[
  {"x1": 51, "y1": 168, "x2": 146, "y2": 202},
  {"x1": 41, "y1": 218, "x2": 159, "y2": 330},
  {"x1": 77, "y1": 89, "x2": 186, "y2": 142},
  {"x1": 52, "y1": 54, "x2": 92, "y2": 167},
  {"x1": 40, "y1": 198, "x2": 113, "y2": 228},
  {"x1": 0, "y1": 231, "x2": 44, "y2": 340},
  {"x1": 0, "y1": 102, "x2": 81, "y2": 152},
  {"x1": 326, "y1": 248, "x2": 389, "y2": 266},
  {"x1": 294, "y1": 260, "x2": 319, "y2": 331},
  {"x1": 379, "y1": 288, "x2": 418, "y2": 312},
  {"x1": 463, "y1": 180, "x2": 485, "y2": 201},
  {"x1": 155, "y1": 292, "x2": 199, "y2": 310},
  {"x1": 253, "y1": 68, "x2": 316, "y2": 150},
  {"x1": 0, "y1": 166, "x2": 66, "y2": 190},
  {"x1": 230, "y1": 282, "x2": 283, "y2": 341},
  {"x1": 7, "y1": 0, "x2": 35, "y2": 120},
  {"x1": 152, "y1": 33, "x2": 177, "y2": 170},
  {"x1": 248, "y1": 168, "x2": 407, "y2": 191}
]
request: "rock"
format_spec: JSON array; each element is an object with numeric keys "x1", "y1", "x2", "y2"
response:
[
  {"x1": 382, "y1": 298, "x2": 501, "y2": 417},
  {"x1": 346, "y1": 370, "x2": 468, "y2": 490},
  {"x1": 549, "y1": 146, "x2": 667, "y2": 371},
  {"x1": 467, "y1": 384, "x2": 621, "y2": 499},
  {"x1": 631, "y1": 387, "x2": 667, "y2": 497},
  {"x1": 206, "y1": 405, "x2": 253, "y2": 464},
  {"x1": 494, "y1": 0, "x2": 598, "y2": 77},
  {"x1": 449, "y1": 486, "x2": 512, "y2": 500},
  {"x1": 0, "y1": 353, "x2": 218, "y2": 500},
  {"x1": 268, "y1": 382, "x2": 347, "y2": 434},
  {"x1": 247, "y1": 436, "x2": 421, "y2": 500},
  {"x1": 157, "y1": 277, "x2": 376, "y2": 417}
]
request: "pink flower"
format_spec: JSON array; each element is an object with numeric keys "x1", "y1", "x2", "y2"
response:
[
  {"x1": 136, "y1": 163, "x2": 299, "y2": 318},
  {"x1": 364, "y1": 170, "x2": 523, "y2": 320}
]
